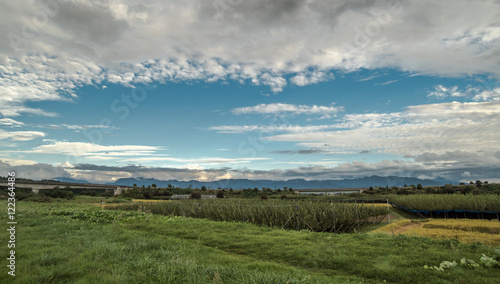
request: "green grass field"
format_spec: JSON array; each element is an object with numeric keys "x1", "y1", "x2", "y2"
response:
[{"x1": 1, "y1": 197, "x2": 499, "y2": 283}]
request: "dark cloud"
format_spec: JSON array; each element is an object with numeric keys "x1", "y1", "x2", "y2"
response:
[
  {"x1": 0, "y1": 161, "x2": 71, "y2": 180},
  {"x1": 2, "y1": 158, "x2": 498, "y2": 184},
  {"x1": 52, "y1": 1, "x2": 129, "y2": 46}
]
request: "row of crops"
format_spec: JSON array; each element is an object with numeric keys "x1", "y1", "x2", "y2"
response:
[
  {"x1": 390, "y1": 194, "x2": 500, "y2": 219},
  {"x1": 390, "y1": 194, "x2": 500, "y2": 211},
  {"x1": 107, "y1": 199, "x2": 389, "y2": 233}
]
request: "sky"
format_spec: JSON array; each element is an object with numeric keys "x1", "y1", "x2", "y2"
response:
[{"x1": 0, "y1": 0, "x2": 500, "y2": 184}]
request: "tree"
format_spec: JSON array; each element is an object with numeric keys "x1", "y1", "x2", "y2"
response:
[
  {"x1": 201, "y1": 186, "x2": 207, "y2": 191},
  {"x1": 475, "y1": 180, "x2": 483, "y2": 187},
  {"x1": 152, "y1": 183, "x2": 157, "y2": 188},
  {"x1": 417, "y1": 184, "x2": 423, "y2": 190},
  {"x1": 443, "y1": 184, "x2": 455, "y2": 194},
  {"x1": 216, "y1": 191, "x2": 224, "y2": 198}
]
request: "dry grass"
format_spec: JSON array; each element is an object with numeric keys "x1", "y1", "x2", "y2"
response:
[
  {"x1": 372, "y1": 218, "x2": 500, "y2": 246},
  {"x1": 422, "y1": 219, "x2": 500, "y2": 234}
]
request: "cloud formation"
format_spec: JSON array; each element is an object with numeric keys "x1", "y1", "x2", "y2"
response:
[
  {"x1": 231, "y1": 103, "x2": 344, "y2": 118},
  {"x1": 0, "y1": 129, "x2": 46, "y2": 141},
  {"x1": 1, "y1": 0, "x2": 500, "y2": 117}
]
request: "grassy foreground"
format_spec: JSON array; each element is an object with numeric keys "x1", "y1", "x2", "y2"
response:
[{"x1": 1, "y1": 199, "x2": 499, "y2": 283}]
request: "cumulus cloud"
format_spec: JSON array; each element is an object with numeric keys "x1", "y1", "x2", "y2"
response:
[
  {"x1": 427, "y1": 84, "x2": 500, "y2": 101},
  {"x1": 0, "y1": 160, "x2": 71, "y2": 180},
  {"x1": 57, "y1": 157, "x2": 500, "y2": 183},
  {"x1": 427, "y1": 85, "x2": 465, "y2": 99},
  {"x1": 1, "y1": 0, "x2": 499, "y2": 117},
  {"x1": 290, "y1": 71, "x2": 334, "y2": 86},
  {"x1": 265, "y1": 101, "x2": 500, "y2": 159}
]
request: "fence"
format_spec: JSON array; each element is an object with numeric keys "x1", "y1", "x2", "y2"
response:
[{"x1": 108, "y1": 198, "x2": 389, "y2": 233}]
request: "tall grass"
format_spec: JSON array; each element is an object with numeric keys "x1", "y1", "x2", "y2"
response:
[
  {"x1": 390, "y1": 194, "x2": 500, "y2": 212},
  {"x1": 108, "y1": 199, "x2": 388, "y2": 232}
]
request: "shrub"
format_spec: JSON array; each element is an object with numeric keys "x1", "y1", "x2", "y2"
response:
[
  {"x1": 190, "y1": 191, "x2": 202, "y2": 199},
  {"x1": 216, "y1": 191, "x2": 224, "y2": 198},
  {"x1": 23, "y1": 196, "x2": 52, "y2": 203},
  {"x1": 260, "y1": 194, "x2": 268, "y2": 200}
]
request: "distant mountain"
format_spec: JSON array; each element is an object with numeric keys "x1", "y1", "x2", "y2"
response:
[
  {"x1": 52, "y1": 177, "x2": 90, "y2": 184},
  {"x1": 107, "y1": 175, "x2": 449, "y2": 189}
]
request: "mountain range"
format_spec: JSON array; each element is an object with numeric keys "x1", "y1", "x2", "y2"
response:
[{"x1": 85, "y1": 175, "x2": 456, "y2": 189}]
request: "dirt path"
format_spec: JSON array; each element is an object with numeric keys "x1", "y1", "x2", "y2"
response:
[{"x1": 391, "y1": 221, "x2": 422, "y2": 234}]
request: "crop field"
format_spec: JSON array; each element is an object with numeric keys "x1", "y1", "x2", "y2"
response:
[
  {"x1": 132, "y1": 199, "x2": 173, "y2": 203},
  {"x1": 2, "y1": 198, "x2": 500, "y2": 283},
  {"x1": 390, "y1": 194, "x2": 500, "y2": 212},
  {"x1": 372, "y1": 219, "x2": 500, "y2": 246},
  {"x1": 107, "y1": 199, "x2": 388, "y2": 233}
]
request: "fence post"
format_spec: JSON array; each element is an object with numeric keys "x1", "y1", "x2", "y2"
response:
[
  {"x1": 355, "y1": 200, "x2": 359, "y2": 229},
  {"x1": 332, "y1": 202, "x2": 336, "y2": 233},
  {"x1": 296, "y1": 205, "x2": 300, "y2": 231},
  {"x1": 386, "y1": 198, "x2": 391, "y2": 224},
  {"x1": 372, "y1": 200, "x2": 375, "y2": 222}
]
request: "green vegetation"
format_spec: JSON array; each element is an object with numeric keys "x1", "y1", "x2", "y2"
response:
[
  {"x1": 390, "y1": 194, "x2": 500, "y2": 212},
  {"x1": 108, "y1": 199, "x2": 387, "y2": 233},
  {"x1": 1, "y1": 199, "x2": 499, "y2": 283}
]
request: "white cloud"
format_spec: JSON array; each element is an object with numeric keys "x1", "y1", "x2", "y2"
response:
[
  {"x1": 266, "y1": 101, "x2": 500, "y2": 157},
  {"x1": 209, "y1": 124, "x2": 342, "y2": 134},
  {"x1": 427, "y1": 85, "x2": 464, "y2": 99},
  {"x1": 290, "y1": 71, "x2": 334, "y2": 86},
  {"x1": 126, "y1": 156, "x2": 270, "y2": 165},
  {"x1": 0, "y1": 118, "x2": 24, "y2": 127},
  {"x1": 0, "y1": 158, "x2": 36, "y2": 166},
  {"x1": 231, "y1": 103, "x2": 344, "y2": 118},
  {"x1": 32, "y1": 123, "x2": 118, "y2": 131},
  {"x1": 426, "y1": 85, "x2": 500, "y2": 101},
  {"x1": 0, "y1": 129, "x2": 46, "y2": 141},
  {"x1": 27, "y1": 141, "x2": 161, "y2": 158},
  {"x1": 472, "y1": 87, "x2": 500, "y2": 102},
  {"x1": 1, "y1": 0, "x2": 499, "y2": 118}
]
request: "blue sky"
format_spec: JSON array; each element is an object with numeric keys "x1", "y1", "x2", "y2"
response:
[{"x1": 1, "y1": 0, "x2": 499, "y2": 183}]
